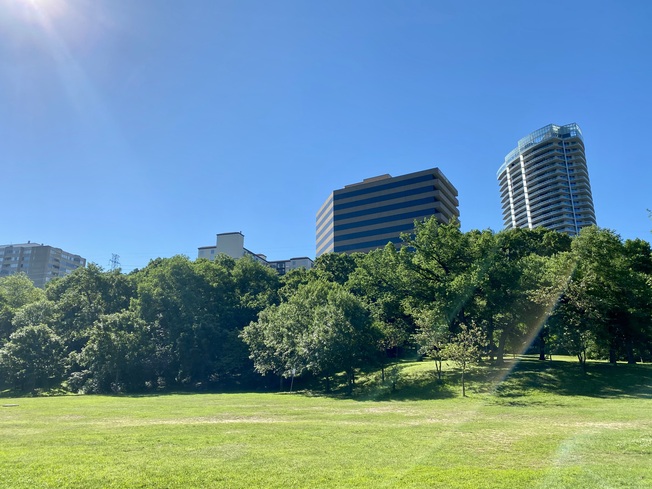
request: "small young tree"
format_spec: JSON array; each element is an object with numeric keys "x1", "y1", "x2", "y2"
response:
[
  {"x1": 412, "y1": 309, "x2": 448, "y2": 381},
  {"x1": 442, "y1": 323, "x2": 486, "y2": 397}
]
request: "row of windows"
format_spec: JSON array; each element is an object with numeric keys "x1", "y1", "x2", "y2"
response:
[
  {"x1": 335, "y1": 207, "x2": 437, "y2": 232},
  {"x1": 336, "y1": 221, "x2": 419, "y2": 243},
  {"x1": 333, "y1": 174, "x2": 435, "y2": 202},
  {"x1": 334, "y1": 236, "x2": 403, "y2": 253},
  {"x1": 316, "y1": 227, "x2": 334, "y2": 251},
  {"x1": 316, "y1": 236, "x2": 334, "y2": 256},
  {"x1": 316, "y1": 195, "x2": 333, "y2": 223},
  {"x1": 334, "y1": 185, "x2": 435, "y2": 211},
  {"x1": 316, "y1": 207, "x2": 333, "y2": 234},
  {"x1": 335, "y1": 197, "x2": 436, "y2": 223},
  {"x1": 0, "y1": 248, "x2": 33, "y2": 255}
]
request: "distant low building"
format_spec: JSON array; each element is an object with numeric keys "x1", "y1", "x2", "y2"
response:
[
  {"x1": 0, "y1": 242, "x2": 86, "y2": 287},
  {"x1": 198, "y1": 232, "x2": 313, "y2": 275}
]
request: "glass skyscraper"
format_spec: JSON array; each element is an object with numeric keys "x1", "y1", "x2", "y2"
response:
[{"x1": 497, "y1": 123, "x2": 596, "y2": 235}]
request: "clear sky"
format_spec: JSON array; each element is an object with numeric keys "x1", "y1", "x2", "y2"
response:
[{"x1": 1, "y1": 0, "x2": 651, "y2": 272}]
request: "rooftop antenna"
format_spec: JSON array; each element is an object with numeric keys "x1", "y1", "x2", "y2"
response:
[{"x1": 108, "y1": 253, "x2": 121, "y2": 271}]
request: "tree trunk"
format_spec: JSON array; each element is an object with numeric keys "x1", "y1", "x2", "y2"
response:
[
  {"x1": 487, "y1": 318, "x2": 495, "y2": 362},
  {"x1": 537, "y1": 330, "x2": 546, "y2": 361},
  {"x1": 325, "y1": 376, "x2": 331, "y2": 393},
  {"x1": 461, "y1": 368, "x2": 466, "y2": 397},
  {"x1": 626, "y1": 339, "x2": 637, "y2": 364},
  {"x1": 496, "y1": 330, "x2": 507, "y2": 365},
  {"x1": 346, "y1": 370, "x2": 354, "y2": 395},
  {"x1": 578, "y1": 349, "x2": 587, "y2": 373}
]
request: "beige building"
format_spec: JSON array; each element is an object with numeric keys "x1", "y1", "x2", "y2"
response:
[
  {"x1": 316, "y1": 167, "x2": 459, "y2": 256},
  {"x1": 198, "y1": 232, "x2": 313, "y2": 275},
  {"x1": 0, "y1": 242, "x2": 86, "y2": 288}
]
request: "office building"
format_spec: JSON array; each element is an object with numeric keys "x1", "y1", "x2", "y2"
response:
[
  {"x1": 198, "y1": 232, "x2": 313, "y2": 275},
  {"x1": 497, "y1": 123, "x2": 596, "y2": 235},
  {"x1": 316, "y1": 167, "x2": 459, "y2": 256},
  {"x1": 0, "y1": 242, "x2": 86, "y2": 288}
]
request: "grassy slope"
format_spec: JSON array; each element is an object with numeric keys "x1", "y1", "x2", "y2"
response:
[{"x1": 0, "y1": 357, "x2": 650, "y2": 488}]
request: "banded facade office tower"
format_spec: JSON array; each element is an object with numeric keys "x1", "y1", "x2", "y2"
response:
[
  {"x1": 316, "y1": 168, "x2": 459, "y2": 256},
  {"x1": 498, "y1": 123, "x2": 596, "y2": 236}
]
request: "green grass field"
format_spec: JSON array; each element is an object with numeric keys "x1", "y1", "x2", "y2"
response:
[{"x1": 1, "y1": 357, "x2": 650, "y2": 488}]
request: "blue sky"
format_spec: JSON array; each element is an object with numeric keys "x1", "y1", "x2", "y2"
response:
[{"x1": 1, "y1": 0, "x2": 650, "y2": 272}]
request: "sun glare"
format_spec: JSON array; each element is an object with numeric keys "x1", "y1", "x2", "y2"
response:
[{"x1": 3, "y1": 0, "x2": 69, "y2": 25}]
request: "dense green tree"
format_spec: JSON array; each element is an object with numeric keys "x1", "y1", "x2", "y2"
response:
[
  {"x1": 11, "y1": 300, "x2": 57, "y2": 330},
  {"x1": 568, "y1": 228, "x2": 637, "y2": 364},
  {"x1": 243, "y1": 279, "x2": 379, "y2": 393},
  {"x1": 0, "y1": 324, "x2": 65, "y2": 392},
  {"x1": 0, "y1": 273, "x2": 45, "y2": 309},
  {"x1": 347, "y1": 244, "x2": 413, "y2": 379},
  {"x1": 0, "y1": 273, "x2": 46, "y2": 344},
  {"x1": 78, "y1": 311, "x2": 157, "y2": 393},
  {"x1": 477, "y1": 228, "x2": 568, "y2": 364},
  {"x1": 401, "y1": 218, "x2": 480, "y2": 330},
  {"x1": 312, "y1": 252, "x2": 361, "y2": 285},
  {"x1": 133, "y1": 255, "x2": 278, "y2": 388},
  {"x1": 278, "y1": 267, "x2": 312, "y2": 302},
  {"x1": 134, "y1": 256, "x2": 228, "y2": 387},
  {"x1": 526, "y1": 248, "x2": 591, "y2": 368},
  {"x1": 45, "y1": 264, "x2": 135, "y2": 353},
  {"x1": 231, "y1": 256, "x2": 280, "y2": 326},
  {"x1": 302, "y1": 283, "x2": 379, "y2": 394},
  {"x1": 240, "y1": 301, "x2": 309, "y2": 389},
  {"x1": 2, "y1": 221, "x2": 650, "y2": 396},
  {"x1": 529, "y1": 227, "x2": 652, "y2": 367}
]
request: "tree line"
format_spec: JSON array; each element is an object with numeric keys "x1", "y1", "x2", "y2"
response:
[{"x1": 1, "y1": 219, "x2": 651, "y2": 395}]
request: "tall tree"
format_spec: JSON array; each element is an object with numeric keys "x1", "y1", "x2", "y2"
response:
[
  {"x1": 78, "y1": 311, "x2": 157, "y2": 393},
  {"x1": 401, "y1": 218, "x2": 481, "y2": 333},
  {"x1": 347, "y1": 244, "x2": 413, "y2": 377},
  {"x1": 301, "y1": 283, "x2": 379, "y2": 394},
  {"x1": 476, "y1": 228, "x2": 569, "y2": 364},
  {"x1": 0, "y1": 273, "x2": 46, "y2": 344},
  {"x1": 45, "y1": 264, "x2": 135, "y2": 353},
  {"x1": 243, "y1": 279, "x2": 379, "y2": 394},
  {"x1": 0, "y1": 324, "x2": 65, "y2": 392},
  {"x1": 312, "y1": 253, "x2": 361, "y2": 285}
]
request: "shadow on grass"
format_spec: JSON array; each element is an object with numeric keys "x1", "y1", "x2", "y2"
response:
[
  {"x1": 336, "y1": 356, "x2": 652, "y2": 403},
  {"x1": 7, "y1": 356, "x2": 649, "y2": 402},
  {"x1": 486, "y1": 357, "x2": 652, "y2": 400}
]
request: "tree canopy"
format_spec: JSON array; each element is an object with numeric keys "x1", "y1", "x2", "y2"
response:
[{"x1": 1, "y1": 220, "x2": 650, "y2": 396}]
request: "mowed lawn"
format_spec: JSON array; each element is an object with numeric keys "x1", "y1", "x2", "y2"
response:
[{"x1": 1, "y1": 358, "x2": 650, "y2": 488}]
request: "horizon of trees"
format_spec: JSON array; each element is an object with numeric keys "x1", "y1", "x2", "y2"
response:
[{"x1": 1, "y1": 220, "x2": 651, "y2": 395}]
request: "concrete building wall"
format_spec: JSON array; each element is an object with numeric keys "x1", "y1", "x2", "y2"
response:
[
  {"x1": 215, "y1": 232, "x2": 246, "y2": 258},
  {"x1": 198, "y1": 233, "x2": 313, "y2": 275},
  {"x1": 0, "y1": 243, "x2": 86, "y2": 287}
]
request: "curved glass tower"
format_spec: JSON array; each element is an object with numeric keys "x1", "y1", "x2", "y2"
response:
[{"x1": 497, "y1": 123, "x2": 596, "y2": 235}]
